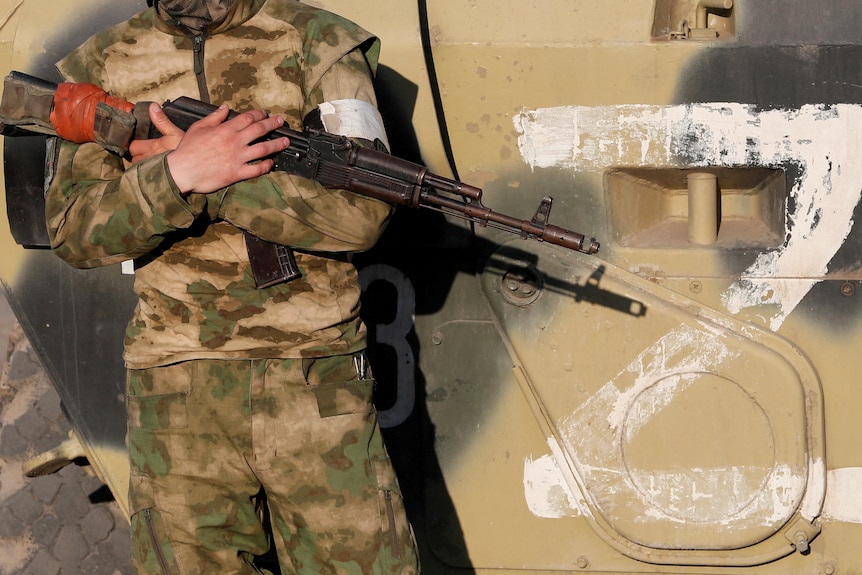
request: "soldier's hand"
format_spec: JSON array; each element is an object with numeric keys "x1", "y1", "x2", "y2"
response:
[
  {"x1": 129, "y1": 103, "x2": 185, "y2": 164},
  {"x1": 164, "y1": 105, "x2": 290, "y2": 195}
]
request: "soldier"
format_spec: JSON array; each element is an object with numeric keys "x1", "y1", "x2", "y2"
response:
[{"x1": 44, "y1": 0, "x2": 420, "y2": 573}]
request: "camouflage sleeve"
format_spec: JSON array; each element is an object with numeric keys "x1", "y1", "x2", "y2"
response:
[
  {"x1": 213, "y1": 48, "x2": 394, "y2": 253},
  {"x1": 46, "y1": 141, "x2": 207, "y2": 269},
  {"x1": 46, "y1": 25, "x2": 208, "y2": 269}
]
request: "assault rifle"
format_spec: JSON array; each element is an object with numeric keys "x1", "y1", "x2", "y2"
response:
[{"x1": 0, "y1": 71, "x2": 599, "y2": 286}]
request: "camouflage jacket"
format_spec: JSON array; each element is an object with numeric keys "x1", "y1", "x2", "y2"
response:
[{"x1": 46, "y1": 0, "x2": 392, "y2": 369}]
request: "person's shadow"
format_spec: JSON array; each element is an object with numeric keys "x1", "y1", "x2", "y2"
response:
[{"x1": 359, "y1": 65, "x2": 477, "y2": 573}]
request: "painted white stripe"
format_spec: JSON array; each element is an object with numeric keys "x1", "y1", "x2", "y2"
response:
[
  {"x1": 524, "y1": 462, "x2": 862, "y2": 524},
  {"x1": 823, "y1": 467, "x2": 862, "y2": 522},
  {"x1": 516, "y1": 103, "x2": 861, "y2": 532},
  {"x1": 523, "y1": 452, "x2": 583, "y2": 519},
  {"x1": 515, "y1": 103, "x2": 862, "y2": 330}
]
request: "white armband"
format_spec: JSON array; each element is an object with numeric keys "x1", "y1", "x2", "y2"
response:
[{"x1": 318, "y1": 99, "x2": 390, "y2": 151}]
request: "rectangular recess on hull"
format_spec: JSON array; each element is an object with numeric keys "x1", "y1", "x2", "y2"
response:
[
  {"x1": 652, "y1": 0, "x2": 736, "y2": 41},
  {"x1": 605, "y1": 167, "x2": 785, "y2": 249}
]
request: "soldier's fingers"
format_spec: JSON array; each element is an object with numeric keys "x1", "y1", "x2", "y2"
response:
[
  {"x1": 190, "y1": 104, "x2": 232, "y2": 130},
  {"x1": 222, "y1": 108, "x2": 269, "y2": 133},
  {"x1": 235, "y1": 113, "x2": 285, "y2": 144},
  {"x1": 148, "y1": 102, "x2": 184, "y2": 137},
  {"x1": 234, "y1": 158, "x2": 276, "y2": 183},
  {"x1": 244, "y1": 137, "x2": 290, "y2": 162}
]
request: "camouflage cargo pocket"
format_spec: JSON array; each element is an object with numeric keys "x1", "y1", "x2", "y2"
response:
[
  {"x1": 303, "y1": 354, "x2": 375, "y2": 418},
  {"x1": 127, "y1": 362, "x2": 193, "y2": 430},
  {"x1": 370, "y1": 426, "x2": 419, "y2": 574},
  {"x1": 129, "y1": 475, "x2": 182, "y2": 575},
  {"x1": 311, "y1": 378, "x2": 375, "y2": 418},
  {"x1": 376, "y1": 486, "x2": 419, "y2": 574},
  {"x1": 127, "y1": 363, "x2": 193, "y2": 482}
]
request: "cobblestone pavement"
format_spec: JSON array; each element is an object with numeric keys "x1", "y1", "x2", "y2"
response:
[{"x1": 0, "y1": 293, "x2": 133, "y2": 575}]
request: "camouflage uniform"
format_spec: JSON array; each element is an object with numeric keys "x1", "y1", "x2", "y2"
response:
[{"x1": 45, "y1": 1, "x2": 419, "y2": 573}]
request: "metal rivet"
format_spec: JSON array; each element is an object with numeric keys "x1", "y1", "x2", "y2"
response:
[{"x1": 501, "y1": 265, "x2": 543, "y2": 306}]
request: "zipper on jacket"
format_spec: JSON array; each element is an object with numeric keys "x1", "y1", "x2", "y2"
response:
[
  {"x1": 144, "y1": 508, "x2": 172, "y2": 575},
  {"x1": 384, "y1": 490, "x2": 401, "y2": 560},
  {"x1": 190, "y1": 31, "x2": 210, "y2": 103}
]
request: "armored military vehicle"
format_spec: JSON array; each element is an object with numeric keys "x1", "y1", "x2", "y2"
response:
[{"x1": 1, "y1": 0, "x2": 860, "y2": 573}]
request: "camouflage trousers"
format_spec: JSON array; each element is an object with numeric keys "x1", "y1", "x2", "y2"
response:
[{"x1": 126, "y1": 355, "x2": 419, "y2": 575}]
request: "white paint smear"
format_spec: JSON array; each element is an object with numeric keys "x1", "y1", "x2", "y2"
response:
[
  {"x1": 523, "y1": 453, "x2": 583, "y2": 519},
  {"x1": 609, "y1": 327, "x2": 732, "y2": 433},
  {"x1": 515, "y1": 103, "x2": 862, "y2": 330},
  {"x1": 519, "y1": 323, "x2": 821, "y2": 539},
  {"x1": 823, "y1": 467, "x2": 862, "y2": 522},
  {"x1": 515, "y1": 103, "x2": 862, "y2": 532},
  {"x1": 523, "y1": 458, "x2": 862, "y2": 523},
  {"x1": 561, "y1": 326, "x2": 807, "y2": 528}
]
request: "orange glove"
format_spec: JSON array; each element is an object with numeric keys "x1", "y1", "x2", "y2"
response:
[{"x1": 50, "y1": 82, "x2": 134, "y2": 143}]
